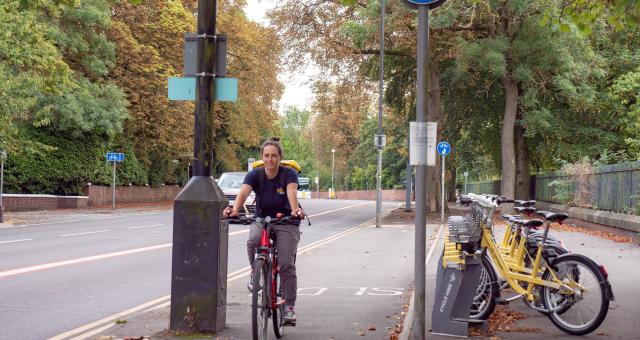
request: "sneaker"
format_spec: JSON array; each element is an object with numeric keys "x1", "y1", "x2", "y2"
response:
[
  {"x1": 247, "y1": 273, "x2": 254, "y2": 292},
  {"x1": 283, "y1": 305, "x2": 296, "y2": 326}
]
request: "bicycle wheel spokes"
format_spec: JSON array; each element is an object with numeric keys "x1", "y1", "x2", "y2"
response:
[
  {"x1": 252, "y1": 260, "x2": 270, "y2": 340},
  {"x1": 543, "y1": 257, "x2": 609, "y2": 335}
]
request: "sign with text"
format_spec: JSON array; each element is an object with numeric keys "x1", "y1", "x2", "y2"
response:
[{"x1": 410, "y1": 122, "x2": 437, "y2": 166}]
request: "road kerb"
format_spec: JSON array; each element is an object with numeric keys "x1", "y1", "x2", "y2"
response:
[{"x1": 399, "y1": 222, "x2": 444, "y2": 340}]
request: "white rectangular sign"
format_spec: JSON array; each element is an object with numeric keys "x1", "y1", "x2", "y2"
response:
[
  {"x1": 410, "y1": 122, "x2": 427, "y2": 165},
  {"x1": 409, "y1": 122, "x2": 438, "y2": 166},
  {"x1": 427, "y1": 122, "x2": 437, "y2": 166}
]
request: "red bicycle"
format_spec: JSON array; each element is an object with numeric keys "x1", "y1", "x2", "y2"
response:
[{"x1": 238, "y1": 215, "x2": 309, "y2": 340}]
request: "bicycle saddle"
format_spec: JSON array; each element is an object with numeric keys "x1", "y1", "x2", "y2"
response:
[
  {"x1": 514, "y1": 200, "x2": 536, "y2": 207},
  {"x1": 520, "y1": 219, "x2": 544, "y2": 228},
  {"x1": 502, "y1": 214, "x2": 522, "y2": 223},
  {"x1": 536, "y1": 211, "x2": 569, "y2": 223},
  {"x1": 514, "y1": 206, "x2": 536, "y2": 214},
  {"x1": 459, "y1": 197, "x2": 473, "y2": 205}
]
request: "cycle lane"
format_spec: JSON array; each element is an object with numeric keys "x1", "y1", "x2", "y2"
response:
[{"x1": 89, "y1": 211, "x2": 440, "y2": 339}]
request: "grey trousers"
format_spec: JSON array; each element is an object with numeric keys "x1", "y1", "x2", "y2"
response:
[{"x1": 247, "y1": 222, "x2": 300, "y2": 306}]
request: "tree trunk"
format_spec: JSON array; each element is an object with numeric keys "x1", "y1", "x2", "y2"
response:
[
  {"x1": 448, "y1": 167, "x2": 457, "y2": 202},
  {"x1": 427, "y1": 60, "x2": 444, "y2": 213},
  {"x1": 500, "y1": 74, "x2": 517, "y2": 199},
  {"x1": 515, "y1": 124, "x2": 530, "y2": 200}
]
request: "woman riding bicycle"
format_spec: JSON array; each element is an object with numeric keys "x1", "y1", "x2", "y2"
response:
[{"x1": 224, "y1": 137, "x2": 305, "y2": 326}]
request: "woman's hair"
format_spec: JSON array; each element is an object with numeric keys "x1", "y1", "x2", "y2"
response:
[{"x1": 261, "y1": 137, "x2": 283, "y2": 157}]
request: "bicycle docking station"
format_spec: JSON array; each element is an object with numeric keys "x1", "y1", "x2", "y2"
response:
[{"x1": 431, "y1": 216, "x2": 487, "y2": 337}]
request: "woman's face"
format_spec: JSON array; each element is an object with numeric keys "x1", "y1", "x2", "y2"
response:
[{"x1": 262, "y1": 145, "x2": 281, "y2": 171}]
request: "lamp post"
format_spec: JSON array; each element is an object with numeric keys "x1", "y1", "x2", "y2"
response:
[
  {"x1": 331, "y1": 149, "x2": 336, "y2": 197},
  {"x1": 0, "y1": 150, "x2": 5, "y2": 223}
]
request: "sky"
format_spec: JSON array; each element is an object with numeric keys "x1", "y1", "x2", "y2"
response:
[{"x1": 244, "y1": 0, "x2": 319, "y2": 113}]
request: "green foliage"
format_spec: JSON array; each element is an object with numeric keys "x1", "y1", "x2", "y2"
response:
[
  {"x1": 3, "y1": 128, "x2": 147, "y2": 195},
  {"x1": 278, "y1": 106, "x2": 316, "y2": 176}
]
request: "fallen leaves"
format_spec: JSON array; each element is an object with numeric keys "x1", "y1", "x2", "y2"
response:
[
  {"x1": 550, "y1": 223, "x2": 634, "y2": 243},
  {"x1": 469, "y1": 306, "x2": 542, "y2": 337}
]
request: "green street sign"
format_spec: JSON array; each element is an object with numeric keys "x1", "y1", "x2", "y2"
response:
[{"x1": 168, "y1": 77, "x2": 238, "y2": 102}]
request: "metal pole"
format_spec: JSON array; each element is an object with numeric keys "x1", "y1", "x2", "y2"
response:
[
  {"x1": 376, "y1": 0, "x2": 385, "y2": 228},
  {"x1": 464, "y1": 174, "x2": 467, "y2": 194},
  {"x1": 441, "y1": 154, "x2": 445, "y2": 224},
  {"x1": 112, "y1": 161, "x2": 116, "y2": 210},
  {"x1": 405, "y1": 161, "x2": 412, "y2": 211},
  {"x1": 331, "y1": 150, "x2": 335, "y2": 193},
  {"x1": 171, "y1": 0, "x2": 227, "y2": 332},
  {"x1": 414, "y1": 6, "x2": 428, "y2": 340},
  {"x1": 0, "y1": 154, "x2": 4, "y2": 223}
]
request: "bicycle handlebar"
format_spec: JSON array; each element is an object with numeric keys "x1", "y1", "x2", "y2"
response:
[{"x1": 222, "y1": 214, "x2": 312, "y2": 226}]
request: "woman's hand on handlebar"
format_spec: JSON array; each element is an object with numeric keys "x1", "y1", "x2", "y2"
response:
[
  {"x1": 292, "y1": 208, "x2": 305, "y2": 218},
  {"x1": 224, "y1": 207, "x2": 239, "y2": 218}
]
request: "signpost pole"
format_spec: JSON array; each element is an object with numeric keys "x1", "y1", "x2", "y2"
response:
[
  {"x1": 112, "y1": 161, "x2": 116, "y2": 210},
  {"x1": 441, "y1": 154, "x2": 445, "y2": 224},
  {"x1": 464, "y1": 172, "x2": 468, "y2": 194},
  {"x1": 414, "y1": 5, "x2": 429, "y2": 339},
  {"x1": 170, "y1": 0, "x2": 228, "y2": 332},
  {"x1": 0, "y1": 151, "x2": 5, "y2": 223},
  {"x1": 376, "y1": 0, "x2": 385, "y2": 229}
]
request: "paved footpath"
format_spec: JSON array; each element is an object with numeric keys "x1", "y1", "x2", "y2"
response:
[{"x1": 88, "y1": 214, "x2": 441, "y2": 339}]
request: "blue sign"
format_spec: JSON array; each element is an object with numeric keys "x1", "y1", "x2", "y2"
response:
[
  {"x1": 106, "y1": 153, "x2": 125, "y2": 162},
  {"x1": 437, "y1": 141, "x2": 451, "y2": 156},
  {"x1": 168, "y1": 77, "x2": 238, "y2": 102},
  {"x1": 402, "y1": 0, "x2": 447, "y2": 9}
]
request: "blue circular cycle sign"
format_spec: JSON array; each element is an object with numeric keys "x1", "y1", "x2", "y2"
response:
[
  {"x1": 402, "y1": 0, "x2": 447, "y2": 9},
  {"x1": 437, "y1": 141, "x2": 451, "y2": 156}
]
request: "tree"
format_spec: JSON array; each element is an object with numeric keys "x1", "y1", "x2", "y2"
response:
[{"x1": 277, "y1": 106, "x2": 315, "y2": 175}]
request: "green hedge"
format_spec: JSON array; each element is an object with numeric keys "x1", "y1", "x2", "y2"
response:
[{"x1": 3, "y1": 128, "x2": 148, "y2": 195}]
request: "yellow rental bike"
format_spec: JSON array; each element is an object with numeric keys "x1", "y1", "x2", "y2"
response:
[{"x1": 462, "y1": 194, "x2": 614, "y2": 335}]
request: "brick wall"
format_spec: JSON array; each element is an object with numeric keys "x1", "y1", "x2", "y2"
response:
[
  {"x1": 1, "y1": 187, "x2": 410, "y2": 212},
  {"x1": 85, "y1": 185, "x2": 183, "y2": 207},
  {"x1": 2, "y1": 194, "x2": 88, "y2": 212},
  {"x1": 310, "y1": 190, "x2": 414, "y2": 201}
]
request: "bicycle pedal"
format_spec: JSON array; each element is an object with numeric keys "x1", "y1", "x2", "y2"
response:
[{"x1": 495, "y1": 297, "x2": 510, "y2": 305}]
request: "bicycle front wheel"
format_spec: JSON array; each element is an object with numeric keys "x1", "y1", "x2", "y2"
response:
[
  {"x1": 541, "y1": 255, "x2": 609, "y2": 335},
  {"x1": 470, "y1": 254, "x2": 498, "y2": 320},
  {"x1": 272, "y1": 268, "x2": 285, "y2": 338},
  {"x1": 252, "y1": 259, "x2": 269, "y2": 340}
]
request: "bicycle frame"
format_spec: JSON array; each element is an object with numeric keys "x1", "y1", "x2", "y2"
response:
[{"x1": 255, "y1": 223, "x2": 281, "y2": 311}]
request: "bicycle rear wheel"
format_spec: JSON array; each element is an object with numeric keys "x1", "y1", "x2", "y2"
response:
[
  {"x1": 252, "y1": 259, "x2": 269, "y2": 340},
  {"x1": 272, "y1": 269, "x2": 285, "y2": 338},
  {"x1": 541, "y1": 255, "x2": 609, "y2": 335}
]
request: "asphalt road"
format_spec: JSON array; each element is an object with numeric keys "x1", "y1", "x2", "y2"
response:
[{"x1": 0, "y1": 199, "x2": 397, "y2": 340}]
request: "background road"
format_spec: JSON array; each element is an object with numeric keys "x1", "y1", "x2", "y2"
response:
[{"x1": 0, "y1": 199, "x2": 396, "y2": 340}]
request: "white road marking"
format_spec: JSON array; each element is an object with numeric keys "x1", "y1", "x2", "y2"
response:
[
  {"x1": 127, "y1": 224, "x2": 164, "y2": 230},
  {"x1": 0, "y1": 238, "x2": 33, "y2": 245},
  {"x1": 0, "y1": 243, "x2": 172, "y2": 279},
  {"x1": 47, "y1": 295, "x2": 170, "y2": 340},
  {"x1": 229, "y1": 229, "x2": 249, "y2": 236},
  {"x1": 59, "y1": 230, "x2": 109, "y2": 237},
  {"x1": 307, "y1": 201, "x2": 374, "y2": 218}
]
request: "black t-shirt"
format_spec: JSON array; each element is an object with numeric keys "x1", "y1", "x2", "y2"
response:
[{"x1": 244, "y1": 166, "x2": 299, "y2": 220}]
